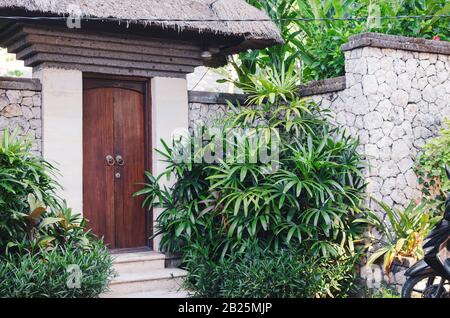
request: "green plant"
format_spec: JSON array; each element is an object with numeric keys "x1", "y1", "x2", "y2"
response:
[
  {"x1": 184, "y1": 247, "x2": 358, "y2": 298},
  {"x1": 362, "y1": 0, "x2": 450, "y2": 40},
  {"x1": 6, "y1": 70, "x2": 24, "y2": 77},
  {"x1": 237, "y1": 0, "x2": 450, "y2": 83},
  {"x1": 0, "y1": 129, "x2": 59, "y2": 250},
  {"x1": 230, "y1": 0, "x2": 301, "y2": 86},
  {"x1": 238, "y1": 62, "x2": 301, "y2": 105},
  {"x1": 414, "y1": 118, "x2": 450, "y2": 212},
  {"x1": 0, "y1": 129, "x2": 115, "y2": 297},
  {"x1": 291, "y1": 0, "x2": 366, "y2": 81},
  {"x1": 137, "y1": 64, "x2": 366, "y2": 297},
  {"x1": 356, "y1": 198, "x2": 439, "y2": 272},
  {"x1": 0, "y1": 241, "x2": 115, "y2": 298},
  {"x1": 138, "y1": 68, "x2": 366, "y2": 261},
  {"x1": 363, "y1": 284, "x2": 401, "y2": 298}
]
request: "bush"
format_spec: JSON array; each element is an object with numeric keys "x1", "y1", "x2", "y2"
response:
[
  {"x1": 137, "y1": 65, "x2": 366, "y2": 297},
  {"x1": 0, "y1": 241, "x2": 114, "y2": 298},
  {"x1": 0, "y1": 129, "x2": 59, "y2": 249},
  {"x1": 237, "y1": 0, "x2": 450, "y2": 83},
  {"x1": 360, "y1": 283, "x2": 401, "y2": 298},
  {"x1": 356, "y1": 198, "x2": 438, "y2": 272},
  {"x1": 0, "y1": 129, "x2": 115, "y2": 298},
  {"x1": 414, "y1": 118, "x2": 450, "y2": 212},
  {"x1": 139, "y1": 66, "x2": 366, "y2": 260},
  {"x1": 184, "y1": 247, "x2": 357, "y2": 298}
]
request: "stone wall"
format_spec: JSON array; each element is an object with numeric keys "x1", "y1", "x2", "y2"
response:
[
  {"x1": 311, "y1": 34, "x2": 450, "y2": 212},
  {"x1": 188, "y1": 91, "x2": 248, "y2": 129},
  {"x1": 0, "y1": 77, "x2": 42, "y2": 153}
]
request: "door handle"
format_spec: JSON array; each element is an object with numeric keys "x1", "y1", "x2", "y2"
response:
[
  {"x1": 115, "y1": 155, "x2": 125, "y2": 166},
  {"x1": 105, "y1": 155, "x2": 115, "y2": 166}
]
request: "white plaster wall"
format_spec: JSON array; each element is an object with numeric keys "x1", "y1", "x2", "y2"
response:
[
  {"x1": 35, "y1": 68, "x2": 83, "y2": 215},
  {"x1": 151, "y1": 77, "x2": 189, "y2": 250}
]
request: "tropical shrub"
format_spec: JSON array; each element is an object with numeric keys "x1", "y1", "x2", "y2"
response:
[
  {"x1": 137, "y1": 65, "x2": 366, "y2": 297},
  {"x1": 237, "y1": 0, "x2": 450, "y2": 83},
  {"x1": 140, "y1": 67, "x2": 366, "y2": 259},
  {"x1": 287, "y1": 0, "x2": 366, "y2": 82},
  {"x1": 230, "y1": 0, "x2": 302, "y2": 86},
  {"x1": 363, "y1": 283, "x2": 401, "y2": 298},
  {"x1": 414, "y1": 118, "x2": 450, "y2": 212},
  {"x1": 0, "y1": 129, "x2": 59, "y2": 250},
  {"x1": 0, "y1": 129, "x2": 115, "y2": 298},
  {"x1": 0, "y1": 241, "x2": 114, "y2": 298},
  {"x1": 184, "y1": 247, "x2": 357, "y2": 298},
  {"x1": 356, "y1": 198, "x2": 439, "y2": 272},
  {"x1": 361, "y1": 0, "x2": 450, "y2": 40}
]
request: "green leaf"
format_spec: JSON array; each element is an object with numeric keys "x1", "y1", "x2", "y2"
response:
[{"x1": 39, "y1": 217, "x2": 63, "y2": 229}]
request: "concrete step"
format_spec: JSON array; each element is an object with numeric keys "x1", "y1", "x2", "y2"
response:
[
  {"x1": 104, "y1": 289, "x2": 190, "y2": 298},
  {"x1": 112, "y1": 251, "x2": 166, "y2": 275},
  {"x1": 107, "y1": 268, "x2": 187, "y2": 296}
]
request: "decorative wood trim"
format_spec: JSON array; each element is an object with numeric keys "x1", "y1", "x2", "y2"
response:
[
  {"x1": 16, "y1": 44, "x2": 201, "y2": 67},
  {"x1": 84, "y1": 78, "x2": 146, "y2": 94},
  {"x1": 34, "y1": 62, "x2": 187, "y2": 79},
  {"x1": 1, "y1": 23, "x2": 204, "y2": 78},
  {"x1": 144, "y1": 80, "x2": 153, "y2": 250},
  {"x1": 25, "y1": 53, "x2": 195, "y2": 74},
  {"x1": 20, "y1": 24, "x2": 202, "y2": 52}
]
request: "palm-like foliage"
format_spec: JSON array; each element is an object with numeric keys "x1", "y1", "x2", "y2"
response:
[
  {"x1": 232, "y1": 0, "x2": 301, "y2": 85},
  {"x1": 0, "y1": 129, "x2": 59, "y2": 250},
  {"x1": 0, "y1": 129, "x2": 96, "y2": 254},
  {"x1": 235, "y1": 0, "x2": 450, "y2": 83},
  {"x1": 414, "y1": 118, "x2": 450, "y2": 212},
  {"x1": 355, "y1": 198, "x2": 439, "y2": 272},
  {"x1": 0, "y1": 129, "x2": 115, "y2": 297},
  {"x1": 137, "y1": 65, "x2": 366, "y2": 260}
]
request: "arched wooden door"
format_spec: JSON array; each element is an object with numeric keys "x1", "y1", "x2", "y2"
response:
[{"x1": 83, "y1": 77, "x2": 151, "y2": 249}]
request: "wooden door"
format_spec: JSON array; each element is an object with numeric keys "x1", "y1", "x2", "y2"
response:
[{"x1": 83, "y1": 78, "x2": 148, "y2": 249}]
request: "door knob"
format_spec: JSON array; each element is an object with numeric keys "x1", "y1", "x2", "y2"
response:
[
  {"x1": 106, "y1": 155, "x2": 115, "y2": 166},
  {"x1": 115, "y1": 155, "x2": 125, "y2": 166}
]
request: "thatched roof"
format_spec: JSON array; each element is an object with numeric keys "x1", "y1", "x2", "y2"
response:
[{"x1": 0, "y1": 0, "x2": 283, "y2": 52}]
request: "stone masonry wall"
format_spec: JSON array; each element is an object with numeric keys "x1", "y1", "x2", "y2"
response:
[
  {"x1": 0, "y1": 77, "x2": 42, "y2": 153},
  {"x1": 188, "y1": 33, "x2": 450, "y2": 291},
  {"x1": 189, "y1": 102, "x2": 227, "y2": 129},
  {"x1": 311, "y1": 46, "x2": 450, "y2": 211}
]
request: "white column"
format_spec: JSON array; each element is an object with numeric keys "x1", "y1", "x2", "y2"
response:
[
  {"x1": 34, "y1": 68, "x2": 83, "y2": 215},
  {"x1": 151, "y1": 77, "x2": 189, "y2": 251}
]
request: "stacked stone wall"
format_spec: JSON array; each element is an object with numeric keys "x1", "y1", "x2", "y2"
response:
[{"x1": 0, "y1": 77, "x2": 42, "y2": 153}]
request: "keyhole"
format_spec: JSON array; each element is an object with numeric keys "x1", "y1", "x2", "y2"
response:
[{"x1": 115, "y1": 172, "x2": 121, "y2": 179}]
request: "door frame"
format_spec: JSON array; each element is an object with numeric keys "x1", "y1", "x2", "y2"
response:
[{"x1": 83, "y1": 73, "x2": 153, "y2": 250}]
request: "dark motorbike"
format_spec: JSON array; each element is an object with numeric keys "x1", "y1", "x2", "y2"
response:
[{"x1": 402, "y1": 165, "x2": 450, "y2": 298}]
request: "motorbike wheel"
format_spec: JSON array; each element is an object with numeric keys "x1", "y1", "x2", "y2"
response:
[{"x1": 402, "y1": 275, "x2": 448, "y2": 298}]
